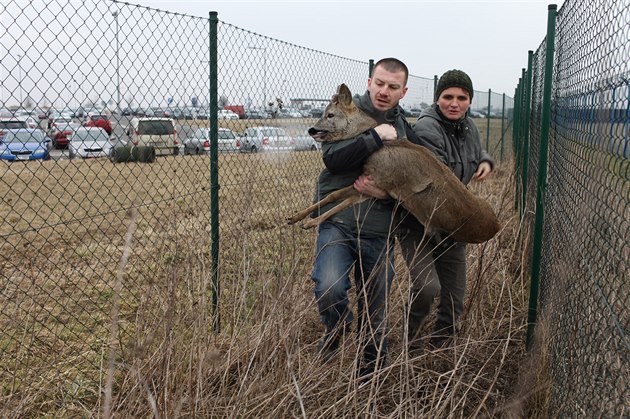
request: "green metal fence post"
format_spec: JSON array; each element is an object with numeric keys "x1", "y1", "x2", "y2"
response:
[
  {"x1": 500, "y1": 93, "x2": 506, "y2": 161},
  {"x1": 433, "y1": 75, "x2": 438, "y2": 100},
  {"x1": 521, "y1": 52, "x2": 534, "y2": 219},
  {"x1": 209, "y1": 11, "x2": 220, "y2": 333},
  {"x1": 512, "y1": 85, "x2": 521, "y2": 158},
  {"x1": 526, "y1": 4, "x2": 558, "y2": 350},
  {"x1": 369, "y1": 59, "x2": 374, "y2": 77},
  {"x1": 486, "y1": 89, "x2": 491, "y2": 150},
  {"x1": 513, "y1": 79, "x2": 521, "y2": 161},
  {"x1": 515, "y1": 71, "x2": 525, "y2": 211}
]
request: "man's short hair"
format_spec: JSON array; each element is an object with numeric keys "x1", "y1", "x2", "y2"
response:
[{"x1": 372, "y1": 58, "x2": 409, "y2": 86}]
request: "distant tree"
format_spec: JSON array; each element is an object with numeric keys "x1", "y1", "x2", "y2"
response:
[{"x1": 419, "y1": 102, "x2": 430, "y2": 110}]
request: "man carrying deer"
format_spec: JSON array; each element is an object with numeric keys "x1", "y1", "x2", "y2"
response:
[{"x1": 309, "y1": 57, "x2": 415, "y2": 379}]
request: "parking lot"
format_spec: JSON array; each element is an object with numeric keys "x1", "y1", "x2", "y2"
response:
[{"x1": 42, "y1": 114, "x2": 195, "y2": 160}]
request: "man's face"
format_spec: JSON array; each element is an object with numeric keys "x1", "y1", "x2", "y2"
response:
[
  {"x1": 367, "y1": 66, "x2": 408, "y2": 111},
  {"x1": 437, "y1": 87, "x2": 471, "y2": 121}
]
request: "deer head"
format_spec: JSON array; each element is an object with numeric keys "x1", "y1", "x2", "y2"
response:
[{"x1": 308, "y1": 84, "x2": 379, "y2": 142}]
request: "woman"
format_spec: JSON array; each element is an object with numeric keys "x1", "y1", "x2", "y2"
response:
[{"x1": 399, "y1": 69, "x2": 494, "y2": 353}]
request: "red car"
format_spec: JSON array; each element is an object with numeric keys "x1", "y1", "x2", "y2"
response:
[
  {"x1": 49, "y1": 120, "x2": 80, "y2": 149},
  {"x1": 83, "y1": 114, "x2": 113, "y2": 135}
]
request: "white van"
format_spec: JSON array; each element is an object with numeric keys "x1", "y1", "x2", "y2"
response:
[{"x1": 127, "y1": 117, "x2": 179, "y2": 156}]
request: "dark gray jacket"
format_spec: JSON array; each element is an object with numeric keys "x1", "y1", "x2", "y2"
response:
[
  {"x1": 312, "y1": 91, "x2": 412, "y2": 237},
  {"x1": 399, "y1": 104, "x2": 494, "y2": 236}
]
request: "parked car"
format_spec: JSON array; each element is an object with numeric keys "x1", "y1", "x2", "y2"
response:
[
  {"x1": 151, "y1": 107, "x2": 170, "y2": 118},
  {"x1": 68, "y1": 127, "x2": 112, "y2": 159},
  {"x1": 49, "y1": 118, "x2": 81, "y2": 149},
  {"x1": 0, "y1": 116, "x2": 37, "y2": 132},
  {"x1": 293, "y1": 129, "x2": 321, "y2": 151},
  {"x1": 184, "y1": 127, "x2": 239, "y2": 155},
  {"x1": 17, "y1": 108, "x2": 46, "y2": 120},
  {"x1": 244, "y1": 109, "x2": 269, "y2": 119},
  {"x1": 183, "y1": 108, "x2": 194, "y2": 120},
  {"x1": 279, "y1": 108, "x2": 304, "y2": 118},
  {"x1": 70, "y1": 107, "x2": 88, "y2": 119},
  {"x1": 239, "y1": 126, "x2": 294, "y2": 153},
  {"x1": 469, "y1": 110, "x2": 486, "y2": 118},
  {"x1": 0, "y1": 128, "x2": 50, "y2": 161},
  {"x1": 170, "y1": 108, "x2": 185, "y2": 119},
  {"x1": 126, "y1": 117, "x2": 179, "y2": 156},
  {"x1": 217, "y1": 109, "x2": 239, "y2": 120},
  {"x1": 83, "y1": 113, "x2": 113, "y2": 135},
  {"x1": 310, "y1": 108, "x2": 325, "y2": 118}
]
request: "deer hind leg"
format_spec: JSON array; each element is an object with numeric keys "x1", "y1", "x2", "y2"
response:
[
  {"x1": 287, "y1": 185, "x2": 358, "y2": 225},
  {"x1": 301, "y1": 193, "x2": 367, "y2": 229}
]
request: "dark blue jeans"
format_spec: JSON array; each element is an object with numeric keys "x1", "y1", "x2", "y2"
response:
[{"x1": 311, "y1": 221, "x2": 395, "y2": 358}]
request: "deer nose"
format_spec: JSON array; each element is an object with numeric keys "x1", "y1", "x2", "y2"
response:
[{"x1": 308, "y1": 127, "x2": 318, "y2": 136}]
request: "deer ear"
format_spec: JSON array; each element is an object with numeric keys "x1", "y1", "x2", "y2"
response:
[{"x1": 337, "y1": 84, "x2": 353, "y2": 108}]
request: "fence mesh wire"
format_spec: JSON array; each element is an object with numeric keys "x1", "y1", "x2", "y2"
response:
[
  {"x1": 1, "y1": 0, "x2": 514, "y2": 415},
  {"x1": 516, "y1": 0, "x2": 629, "y2": 416}
]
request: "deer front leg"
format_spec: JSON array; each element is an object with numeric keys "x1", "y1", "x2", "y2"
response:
[
  {"x1": 287, "y1": 185, "x2": 357, "y2": 225},
  {"x1": 301, "y1": 192, "x2": 368, "y2": 229}
]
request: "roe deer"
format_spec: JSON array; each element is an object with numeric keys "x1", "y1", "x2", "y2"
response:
[{"x1": 287, "y1": 84, "x2": 501, "y2": 244}]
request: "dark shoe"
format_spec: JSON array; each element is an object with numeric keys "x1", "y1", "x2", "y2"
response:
[
  {"x1": 315, "y1": 329, "x2": 343, "y2": 362},
  {"x1": 409, "y1": 340, "x2": 425, "y2": 358},
  {"x1": 428, "y1": 323, "x2": 455, "y2": 349},
  {"x1": 357, "y1": 344, "x2": 386, "y2": 382},
  {"x1": 428, "y1": 333, "x2": 452, "y2": 349}
]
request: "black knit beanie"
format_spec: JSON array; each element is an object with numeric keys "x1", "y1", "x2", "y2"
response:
[{"x1": 435, "y1": 69, "x2": 474, "y2": 102}]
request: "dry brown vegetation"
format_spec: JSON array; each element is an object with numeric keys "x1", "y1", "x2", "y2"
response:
[{"x1": 0, "y1": 121, "x2": 553, "y2": 417}]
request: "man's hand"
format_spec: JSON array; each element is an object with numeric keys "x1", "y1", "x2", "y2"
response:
[
  {"x1": 354, "y1": 175, "x2": 389, "y2": 199},
  {"x1": 474, "y1": 161, "x2": 492, "y2": 181},
  {"x1": 373, "y1": 124, "x2": 398, "y2": 144}
]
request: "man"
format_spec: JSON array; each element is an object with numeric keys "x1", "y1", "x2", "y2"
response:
[{"x1": 311, "y1": 58, "x2": 413, "y2": 378}]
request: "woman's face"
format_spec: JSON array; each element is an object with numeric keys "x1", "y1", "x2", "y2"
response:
[{"x1": 437, "y1": 87, "x2": 471, "y2": 121}]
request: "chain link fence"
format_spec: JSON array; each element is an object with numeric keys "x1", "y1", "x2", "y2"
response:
[
  {"x1": 513, "y1": 1, "x2": 629, "y2": 416},
  {"x1": 1, "y1": 0, "x2": 514, "y2": 415}
]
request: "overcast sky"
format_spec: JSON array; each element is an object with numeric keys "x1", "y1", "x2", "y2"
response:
[{"x1": 129, "y1": 0, "x2": 565, "y2": 97}]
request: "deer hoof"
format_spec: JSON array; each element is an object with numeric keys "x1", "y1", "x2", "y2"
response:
[{"x1": 301, "y1": 220, "x2": 317, "y2": 229}]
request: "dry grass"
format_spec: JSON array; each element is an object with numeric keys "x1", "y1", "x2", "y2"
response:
[{"x1": 0, "y1": 126, "x2": 554, "y2": 417}]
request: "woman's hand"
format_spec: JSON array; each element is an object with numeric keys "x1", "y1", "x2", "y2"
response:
[
  {"x1": 354, "y1": 175, "x2": 389, "y2": 199},
  {"x1": 474, "y1": 161, "x2": 492, "y2": 181}
]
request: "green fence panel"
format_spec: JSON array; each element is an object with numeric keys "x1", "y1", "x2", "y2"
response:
[
  {"x1": 518, "y1": 0, "x2": 629, "y2": 416},
  {"x1": 0, "y1": 0, "x2": 516, "y2": 415}
]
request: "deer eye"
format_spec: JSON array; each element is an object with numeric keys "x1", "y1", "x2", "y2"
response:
[{"x1": 327, "y1": 113, "x2": 335, "y2": 118}]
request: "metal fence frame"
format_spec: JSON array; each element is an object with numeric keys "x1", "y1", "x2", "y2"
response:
[
  {"x1": 513, "y1": 2, "x2": 629, "y2": 416},
  {"x1": 0, "y1": 0, "x2": 519, "y2": 415}
]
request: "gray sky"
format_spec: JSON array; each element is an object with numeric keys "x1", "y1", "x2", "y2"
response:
[
  {"x1": 131, "y1": 0, "x2": 565, "y2": 96},
  {"x1": 1, "y1": 0, "x2": 564, "y2": 109}
]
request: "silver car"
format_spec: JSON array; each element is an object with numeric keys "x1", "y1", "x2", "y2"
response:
[
  {"x1": 183, "y1": 127, "x2": 239, "y2": 154},
  {"x1": 68, "y1": 127, "x2": 112, "y2": 159},
  {"x1": 293, "y1": 129, "x2": 321, "y2": 151},
  {"x1": 238, "y1": 126, "x2": 294, "y2": 153}
]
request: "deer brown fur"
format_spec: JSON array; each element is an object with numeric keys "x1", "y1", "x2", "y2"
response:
[{"x1": 287, "y1": 84, "x2": 501, "y2": 244}]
